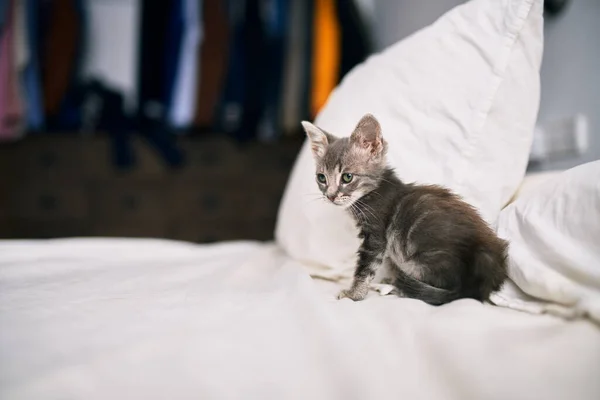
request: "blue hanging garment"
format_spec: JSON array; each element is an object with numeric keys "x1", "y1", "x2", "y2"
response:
[
  {"x1": 280, "y1": 0, "x2": 309, "y2": 135},
  {"x1": 163, "y1": 0, "x2": 184, "y2": 128},
  {"x1": 21, "y1": 0, "x2": 44, "y2": 131},
  {"x1": 256, "y1": 0, "x2": 289, "y2": 142},
  {"x1": 0, "y1": 0, "x2": 9, "y2": 31},
  {"x1": 167, "y1": 0, "x2": 203, "y2": 130},
  {"x1": 217, "y1": 0, "x2": 247, "y2": 140},
  {"x1": 219, "y1": 0, "x2": 288, "y2": 142},
  {"x1": 300, "y1": 0, "x2": 314, "y2": 124}
]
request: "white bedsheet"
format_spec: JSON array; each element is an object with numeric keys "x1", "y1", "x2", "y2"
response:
[{"x1": 1, "y1": 239, "x2": 599, "y2": 400}]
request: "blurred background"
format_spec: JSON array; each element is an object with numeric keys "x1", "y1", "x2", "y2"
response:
[{"x1": 0, "y1": 0, "x2": 596, "y2": 242}]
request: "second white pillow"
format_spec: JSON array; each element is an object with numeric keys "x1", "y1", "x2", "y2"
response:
[{"x1": 495, "y1": 161, "x2": 600, "y2": 323}]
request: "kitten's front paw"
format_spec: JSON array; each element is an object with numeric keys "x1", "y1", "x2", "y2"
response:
[
  {"x1": 336, "y1": 289, "x2": 351, "y2": 300},
  {"x1": 336, "y1": 289, "x2": 366, "y2": 301}
]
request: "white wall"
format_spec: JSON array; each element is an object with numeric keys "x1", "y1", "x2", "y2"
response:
[
  {"x1": 372, "y1": 0, "x2": 600, "y2": 171},
  {"x1": 536, "y1": 0, "x2": 600, "y2": 170},
  {"x1": 372, "y1": 0, "x2": 463, "y2": 50}
]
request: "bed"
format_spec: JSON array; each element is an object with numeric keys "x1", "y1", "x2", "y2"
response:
[
  {"x1": 3, "y1": 0, "x2": 600, "y2": 398},
  {"x1": 1, "y1": 238, "x2": 599, "y2": 400}
]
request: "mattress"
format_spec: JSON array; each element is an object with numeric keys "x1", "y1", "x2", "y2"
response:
[{"x1": 1, "y1": 238, "x2": 599, "y2": 400}]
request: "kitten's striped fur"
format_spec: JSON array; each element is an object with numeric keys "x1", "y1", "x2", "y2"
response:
[{"x1": 302, "y1": 114, "x2": 508, "y2": 305}]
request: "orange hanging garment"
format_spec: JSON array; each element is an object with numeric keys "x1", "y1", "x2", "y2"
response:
[{"x1": 310, "y1": 0, "x2": 340, "y2": 119}]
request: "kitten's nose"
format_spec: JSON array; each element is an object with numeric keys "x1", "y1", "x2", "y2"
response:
[{"x1": 327, "y1": 195, "x2": 337, "y2": 202}]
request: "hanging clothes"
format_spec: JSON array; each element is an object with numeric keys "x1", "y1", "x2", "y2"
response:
[
  {"x1": 217, "y1": 0, "x2": 290, "y2": 142},
  {"x1": 256, "y1": 0, "x2": 289, "y2": 142},
  {"x1": 44, "y1": 0, "x2": 86, "y2": 131},
  {"x1": 194, "y1": 0, "x2": 229, "y2": 129},
  {"x1": 163, "y1": 0, "x2": 184, "y2": 127},
  {"x1": 301, "y1": 0, "x2": 315, "y2": 126},
  {"x1": 42, "y1": 0, "x2": 84, "y2": 120},
  {"x1": 167, "y1": 0, "x2": 203, "y2": 130},
  {"x1": 21, "y1": 0, "x2": 45, "y2": 131},
  {"x1": 281, "y1": 0, "x2": 309, "y2": 135},
  {"x1": 217, "y1": 0, "x2": 248, "y2": 140},
  {"x1": 0, "y1": 0, "x2": 25, "y2": 141},
  {"x1": 0, "y1": 0, "x2": 10, "y2": 31},
  {"x1": 310, "y1": 0, "x2": 340, "y2": 119},
  {"x1": 337, "y1": 0, "x2": 372, "y2": 81},
  {"x1": 138, "y1": 1, "x2": 172, "y2": 127},
  {"x1": 13, "y1": 0, "x2": 28, "y2": 88},
  {"x1": 237, "y1": 0, "x2": 263, "y2": 142}
]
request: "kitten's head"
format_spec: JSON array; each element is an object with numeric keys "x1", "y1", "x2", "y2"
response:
[{"x1": 301, "y1": 113, "x2": 388, "y2": 208}]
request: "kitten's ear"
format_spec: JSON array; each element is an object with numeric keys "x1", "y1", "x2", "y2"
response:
[
  {"x1": 350, "y1": 114, "x2": 385, "y2": 158},
  {"x1": 301, "y1": 121, "x2": 330, "y2": 159}
]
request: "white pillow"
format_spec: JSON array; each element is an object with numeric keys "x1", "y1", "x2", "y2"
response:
[
  {"x1": 495, "y1": 161, "x2": 600, "y2": 322},
  {"x1": 276, "y1": 0, "x2": 544, "y2": 280}
]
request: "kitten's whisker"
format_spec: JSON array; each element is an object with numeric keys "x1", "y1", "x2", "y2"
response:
[
  {"x1": 348, "y1": 203, "x2": 360, "y2": 220},
  {"x1": 302, "y1": 193, "x2": 328, "y2": 206},
  {"x1": 352, "y1": 202, "x2": 370, "y2": 224},
  {"x1": 351, "y1": 204, "x2": 366, "y2": 223},
  {"x1": 304, "y1": 198, "x2": 325, "y2": 205},
  {"x1": 354, "y1": 199, "x2": 380, "y2": 223},
  {"x1": 348, "y1": 204, "x2": 357, "y2": 219}
]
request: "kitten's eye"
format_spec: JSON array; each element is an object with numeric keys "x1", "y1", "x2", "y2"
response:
[
  {"x1": 316, "y1": 173, "x2": 327, "y2": 183},
  {"x1": 342, "y1": 173, "x2": 353, "y2": 183}
]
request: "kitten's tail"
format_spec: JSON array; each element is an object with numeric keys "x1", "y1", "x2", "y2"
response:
[{"x1": 393, "y1": 272, "x2": 461, "y2": 306}]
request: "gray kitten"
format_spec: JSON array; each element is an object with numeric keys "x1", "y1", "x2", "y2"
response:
[{"x1": 301, "y1": 113, "x2": 508, "y2": 305}]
